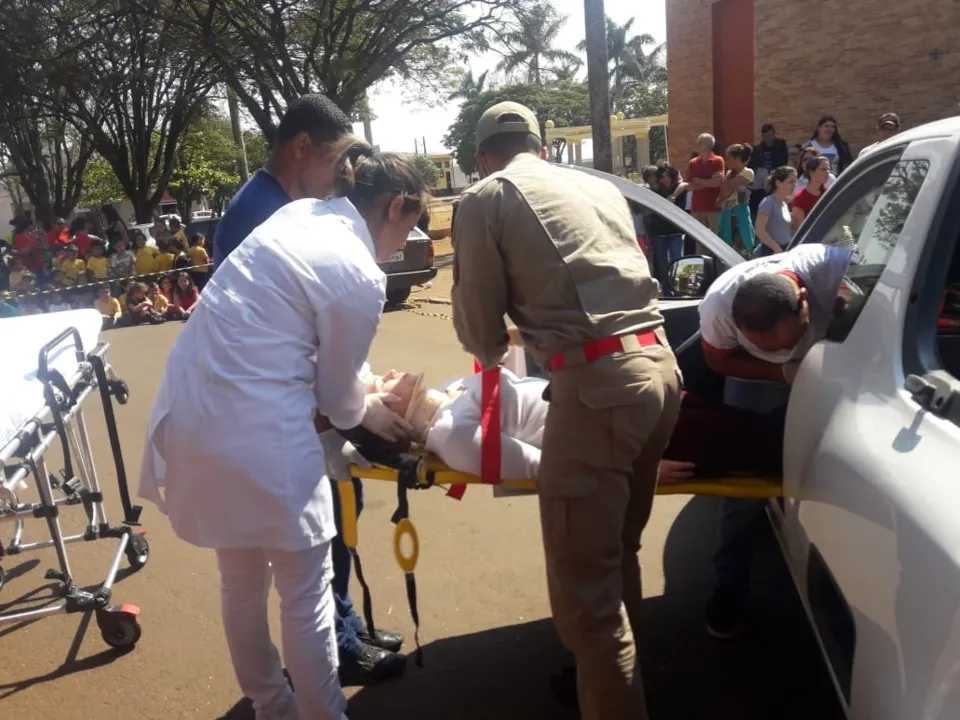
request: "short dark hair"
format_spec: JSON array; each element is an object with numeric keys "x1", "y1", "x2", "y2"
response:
[
  {"x1": 761, "y1": 123, "x2": 775, "y2": 134},
  {"x1": 275, "y1": 93, "x2": 352, "y2": 147},
  {"x1": 732, "y1": 274, "x2": 800, "y2": 332},
  {"x1": 726, "y1": 143, "x2": 752, "y2": 162},
  {"x1": 477, "y1": 113, "x2": 542, "y2": 157},
  {"x1": 641, "y1": 164, "x2": 658, "y2": 181}
]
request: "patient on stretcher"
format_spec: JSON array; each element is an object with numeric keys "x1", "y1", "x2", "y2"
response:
[
  {"x1": 371, "y1": 368, "x2": 784, "y2": 483},
  {"x1": 377, "y1": 368, "x2": 547, "y2": 479}
]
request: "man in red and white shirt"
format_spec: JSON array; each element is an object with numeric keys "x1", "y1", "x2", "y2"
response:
[
  {"x1": 697, "y1": 242, "x2": 853, "y2": 639},
  {"x1": 699, "y1": 243, "x2": 853, "y2": 383},
  {"x1": 687, "y1": 133, "x2": 726, "y2": 234}
]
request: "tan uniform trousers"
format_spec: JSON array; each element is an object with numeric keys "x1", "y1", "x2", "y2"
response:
[{"x1": 537, "y1": 345, "x2": 682, "y2": 720}]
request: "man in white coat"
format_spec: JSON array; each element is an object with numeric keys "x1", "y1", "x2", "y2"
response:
[{"x1": 139, "y1": 149, "x2": 429, "y2": 720}]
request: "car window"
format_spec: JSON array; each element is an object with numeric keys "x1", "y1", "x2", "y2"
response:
[{"x1": 812, "y1": 159, "x2": 931, "y2": 341}]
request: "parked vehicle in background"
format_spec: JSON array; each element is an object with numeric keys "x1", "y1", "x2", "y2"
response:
[
  {"x1": 183, "y1": 217, "x2": 436, "y2": 305},
  {"x1": 381, "y1": 225, "x2": 437, "y2": 306}
]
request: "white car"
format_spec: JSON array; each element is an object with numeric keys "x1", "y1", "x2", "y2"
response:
[{"x1": 567, "y1": 118, "x2": 960, "y2": 720}]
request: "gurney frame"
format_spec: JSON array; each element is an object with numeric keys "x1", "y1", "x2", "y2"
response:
[{"x1": 0, "y1": 327, "x2": 147, "y2": 650}]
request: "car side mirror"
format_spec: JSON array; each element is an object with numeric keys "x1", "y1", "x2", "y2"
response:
[{"x1": 669, "y1": 255, "x2": 717, "y2": 297}]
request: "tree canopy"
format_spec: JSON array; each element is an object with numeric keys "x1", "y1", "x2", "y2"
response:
[
  {"x1": 443, "y1": 81, "x2": 591, "y2": 174},
  {"x1": 165, "y1": 0, "x2": 533, "y2": 139}
]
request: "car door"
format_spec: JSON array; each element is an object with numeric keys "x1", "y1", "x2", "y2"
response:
[
  {"x1": 773, "y1": 135, "x2": 960, "y2": 719},
  {"x1": 561, "y1": 167, "x2": 744, "y2": 393}
]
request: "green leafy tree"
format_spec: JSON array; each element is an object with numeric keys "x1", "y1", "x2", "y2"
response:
[
  {"x1": 495, "y1": 6, "x2": 581, "y2": 85},
  {"x1": 168, "y1": 114, "x2": 240, "y2": 215},
  {"x1": 577, "y1": 18, "x2": 659, "y2": 113},
  {"x1": 244, "y1": 131, "x2": 269, "y2": 172},
  {"x1": 411, "y1": 154, "x2": 442, "y2": 189},
  {"x1": 443, "y1": 82, "x2": 591, "y2": 175},
  {"x1": 0, "y1": 3, "x2": 95, "y2": 227},
  {"x1": 80, "y1": 156, "x2": 126, "y2": 210},
  {"x1": 163, "y1": 0, "x2": 532, "y2": 138}
]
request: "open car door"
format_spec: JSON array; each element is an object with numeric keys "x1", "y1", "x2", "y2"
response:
[{"x1": 560, "y1": 167, "x2": 784, "y2": 501}]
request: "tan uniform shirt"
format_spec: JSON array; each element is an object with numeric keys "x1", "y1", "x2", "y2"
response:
[{"x1": 452, "y1": 153, "x2": 663, "y2": 369}]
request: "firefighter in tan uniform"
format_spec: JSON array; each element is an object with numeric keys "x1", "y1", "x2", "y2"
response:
[{"x1": 451, "y1": 101, "x2": 682, "y2": 719}]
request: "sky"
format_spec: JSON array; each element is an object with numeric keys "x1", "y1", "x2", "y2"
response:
[{"x1": 352, "y1": 0, "x2": 667, "y2": 155}]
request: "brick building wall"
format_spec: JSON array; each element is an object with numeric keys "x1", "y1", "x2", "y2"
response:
[{"x1": 667, "y1": 0, "x2": 960, "y2": 165}]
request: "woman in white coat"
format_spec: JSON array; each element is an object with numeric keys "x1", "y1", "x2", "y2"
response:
[{"x1": 139, "y1": 147, "x2": 427, "y2": 720}]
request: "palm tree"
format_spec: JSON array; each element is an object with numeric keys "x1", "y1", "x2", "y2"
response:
[
  {"x1": 496, "y1": 6, "x2": 580, "y2": 85},
  {"x1": 552, "y1": 58, "x2": 583, "y2": 83},
  {"x1": 578, "y1": 17, "x2": 664, "y2": 112},
  {"x1": 448, "y1": 69, "x2": 489, "y2": 102},
  {"x1": 623, "y1": 35, "x2": 666, "y2": 88}
]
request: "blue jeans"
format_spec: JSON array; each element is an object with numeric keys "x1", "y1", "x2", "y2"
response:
[
  {"x1": 710, "y1": 404, "x2": 787, "y2": 594},
  {"x1": 711, "y1": 498, "x2": 768, "y2": 594},
  {"x1": 330, "y1": 477, "x2": 365, "y2": 656},
  {"x1": 652, "y1": 234, "x2": 684, "y2": 295}
]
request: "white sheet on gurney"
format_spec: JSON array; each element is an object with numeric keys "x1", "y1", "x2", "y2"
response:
[{"x1": 0, "y1": 309, "x2": 103, "y2": 449}]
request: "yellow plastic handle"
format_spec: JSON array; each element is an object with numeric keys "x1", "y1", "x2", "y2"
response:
[
  {"x1": 337, "y1": 480, "x2": 359, "y2": 548},
  {"x1": 393, "y1": 518, "x2": 420, "y2": 574}
]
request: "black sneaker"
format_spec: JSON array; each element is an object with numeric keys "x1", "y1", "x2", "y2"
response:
[
  {"x1": 705, "y1": 585, "x2": 742, "y2": 639},
  {"x1": 338, "y1": 642, "x2": 406, "y2": 687},
  {"x1": 356, "y1": 627, "x2": 404, "y2": 653}
]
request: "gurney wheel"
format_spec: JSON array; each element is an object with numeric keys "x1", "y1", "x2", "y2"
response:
[
  {"x1": 110, "y1": 380, "x2": 130, "y2": 405},
  {"x1": 125, "y1": 533, "x2": 149, "y2": 571},
  {"x1": 98, "y1": 608, "x2": 142, "y2": 650}
]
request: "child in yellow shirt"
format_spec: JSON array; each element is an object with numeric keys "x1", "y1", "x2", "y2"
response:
[
  {"x1": 187, "y1": 233, "x2": 210, "y2": 290},
  {"x1": 86, "y1": 241, "x2": 110, "y2": 281},
  {"x1": 169, "y1": 218, "x2": 188, "y2": 254},
  {"x1": 95, "y1": 285, "x2": 122, "y2": 328},
  {"x1": 154, "y1": 239, "x2": 176, "y2": 273},
  {"x1": 187, "y1": 233, "x2": 209, "y2": 270},
  {"x1": 117, "y1": 279, "x2": 136, "y2": 315},
  {"x1": 133, "y1": 231, "x2": 158, "y2": 275},
  {"x1": 58, "y1": 245, "x2": 86, "y2": 286}
]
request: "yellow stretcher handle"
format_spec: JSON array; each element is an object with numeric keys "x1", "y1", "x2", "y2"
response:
[
  {"x1": 347, "y1": 460, "x2": 783, "y2": 500},
  {"x1": 337, "y1": 479, "x2": 359, "y2": 549},
  {"x1": 393, "y1": 518, "x2": 420, "y2": 574}
]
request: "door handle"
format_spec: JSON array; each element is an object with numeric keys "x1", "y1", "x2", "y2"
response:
[{"x1": 906, "y1": 372, "x2": 960, "y2": 420}]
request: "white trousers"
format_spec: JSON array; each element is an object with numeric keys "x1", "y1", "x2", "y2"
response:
[{"x1": 216, "y1": 542, "x2": 348, "y2": 720}]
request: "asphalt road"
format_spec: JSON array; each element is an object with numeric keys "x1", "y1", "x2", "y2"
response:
[{"x1": 0, "y1": 308, "x2": 845, "y2": 719}]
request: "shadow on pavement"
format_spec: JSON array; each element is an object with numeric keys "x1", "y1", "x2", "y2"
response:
[
  {"x1": 348, "y1": 618, "x2": 575, "y2": 720},
  {"x1": 220, "y1": 497, "x2": 846, "y2": 719},
  {"x1": 643, "y1": 496, "x2": 845, "y2": 720}
]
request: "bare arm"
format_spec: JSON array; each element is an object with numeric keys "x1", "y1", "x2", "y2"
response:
[
  {"x1": 791, "y1": 206, "x2": 805, "y2": 234},
  {"x1": 754, "y1": 212, "x2": 783, "y2": 254},
  {"x1": 702, "y1": 342, "x2": 787, "y2": 383}
]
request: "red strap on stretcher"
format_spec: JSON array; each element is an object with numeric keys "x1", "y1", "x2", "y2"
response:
[{"x1": 447, "y1": 361, "x2": 502, "y2": 500}]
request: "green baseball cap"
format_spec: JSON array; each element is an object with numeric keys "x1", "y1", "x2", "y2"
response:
[{"x1": 475, "y1": 101, "x2": 541, "y2": 149}]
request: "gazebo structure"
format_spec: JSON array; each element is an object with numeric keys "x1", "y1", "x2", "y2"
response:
[{"x1": 545, "y1": 113, "x2": 670, "y2": 175}]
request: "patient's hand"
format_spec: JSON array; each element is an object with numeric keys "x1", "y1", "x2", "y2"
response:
[{"x1": 659, "y1": 459, "x2": 696, "y2": 484}]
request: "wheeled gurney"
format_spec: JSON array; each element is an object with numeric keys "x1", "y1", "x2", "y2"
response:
[{"x1": 0, "y1": 310, "x2": 148, "y2": 650}]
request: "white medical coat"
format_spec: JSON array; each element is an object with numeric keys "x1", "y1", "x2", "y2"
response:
[
  {"x1": 425, "y1": 368, "x2": 549, "y2": 480},
  {"x1": 138, "y1": 198, "x2": 386, "y2": 551}
]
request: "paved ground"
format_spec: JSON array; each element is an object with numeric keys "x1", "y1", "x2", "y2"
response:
[{"x1": 0, "y1": 308, "x2": 845, "y2": 719}]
